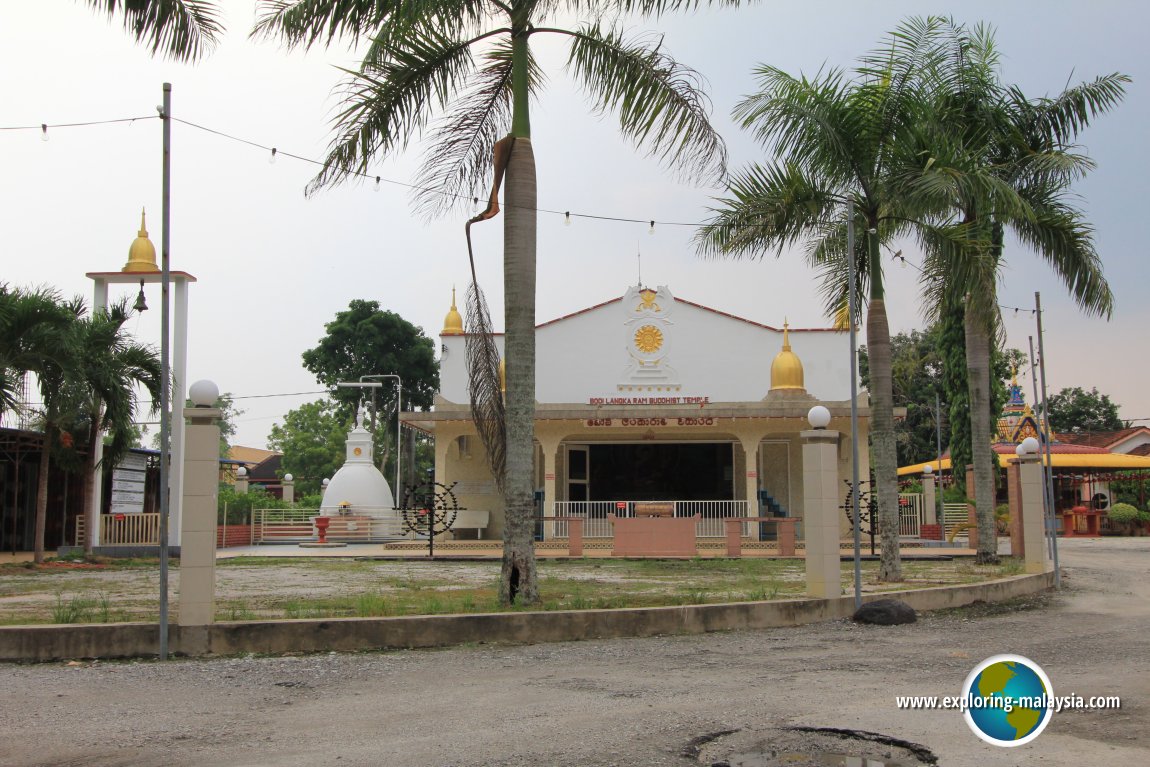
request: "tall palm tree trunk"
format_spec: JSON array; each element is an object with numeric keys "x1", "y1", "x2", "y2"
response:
[
  {"x1": 33, "y1": 425, "x2": 53, "y2": 563},
  {"x1": 965, "y1": 307, "x2": 998, "y2": 563},
  {"x1": 82, "y1": 414, "x2": 101, "y2": 555},
  {"x1": 867, "y1": 299, "x2": 901, "y2": 581},
  {"x1": 500, "y1": 136, "x2": 540, "y2": 605}
]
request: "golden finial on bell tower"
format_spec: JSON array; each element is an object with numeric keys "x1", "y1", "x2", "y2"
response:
[{"x1": 122, "y1": 208, "x2": 158, "y2": 272}]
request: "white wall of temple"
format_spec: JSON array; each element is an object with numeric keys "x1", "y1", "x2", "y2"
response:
[{"x1": 438, "y1": 288, "x2": 852, "y2": 406}]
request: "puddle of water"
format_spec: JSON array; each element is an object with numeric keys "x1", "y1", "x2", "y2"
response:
[{"x1": 729, "y1": 752, "x2": 909, "y2": 767}]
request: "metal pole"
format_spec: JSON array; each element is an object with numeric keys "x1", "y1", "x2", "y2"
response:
[
  {"x1": 847, "y1": 209, "x2": 862, "y2": 609},
  {"x1": 395, "y1": 379, "x2": 402, "y2": 503},
  {"x1": 1034, "y1": 292, "x2": 1060, "y2": 587},
  {"x1": 158, "y1": 83, "x2": 172, "y2": 660},
  {"x1": 1029, "y1": 336, "x2": 1055, "y2": 560},
  {"x1": 934, "y1": 391, "x2": 944, "y2": 533}
]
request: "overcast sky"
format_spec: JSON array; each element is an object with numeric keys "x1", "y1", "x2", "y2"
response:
[{"x1": 2, "y1": 1, "x2": 1146, "y2": 449}]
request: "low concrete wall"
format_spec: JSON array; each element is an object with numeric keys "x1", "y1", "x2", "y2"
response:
[{"x1": 0, "y1": 571, "x2": 1055, "y2": 663}]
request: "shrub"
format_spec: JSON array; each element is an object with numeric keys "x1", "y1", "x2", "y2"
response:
[
  {"x1": 1107, "y1": 502, "x2": 1147, "y2": 535},
  {"x1": 1108, "y1": 502, "x2": 1141, "y2": 524}
]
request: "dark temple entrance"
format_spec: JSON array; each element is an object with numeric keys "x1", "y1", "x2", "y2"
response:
[{"x1": 587, "y1": 443, "x2": 733, "y2": 502}]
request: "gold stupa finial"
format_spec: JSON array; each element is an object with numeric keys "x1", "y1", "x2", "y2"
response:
[
  {"x1": 122, "y1": 208, "x2": 158, "y2": 273},
  {"x1": 770, "y1": 320, "x2": 805, "y2": 392},
  {"x1": 441, "y1": 286, "x2": 464, "y2": 335}
]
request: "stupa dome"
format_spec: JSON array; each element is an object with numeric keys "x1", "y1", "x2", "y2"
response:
[{"x1": 319, "y1": 408, "x2": 394, "y2": 514}]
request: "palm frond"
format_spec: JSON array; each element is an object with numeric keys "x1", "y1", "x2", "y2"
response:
[
  {"x1": 86, "y1": 0, "x2": 222, "y2": 61},
  {"x1": 695, "y1": 162, "x2": 839, "y2": 258},
  {"x1": 565, "y1": 23, "x2": 726, "y2": 183},
  {"x1": 464, "y1": 283, "x2": 506, "y2": 490},
  {"x1": 254, "y1": 1, "x2": 489, "y2": 53},
  {"x1": 413, "y1": 36, "x2": 539, "y2": 219},
  {"x1": 307, "y1": 28, "x2": 479, "y2": 194}
]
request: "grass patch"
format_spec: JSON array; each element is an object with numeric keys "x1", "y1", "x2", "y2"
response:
[{"x1": 2, "y1": 555, "x2": 1018, "y2": 625}]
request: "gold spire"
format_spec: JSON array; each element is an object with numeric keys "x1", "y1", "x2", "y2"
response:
[
  {"x1": 441, "y1": 286, "x2": 464, "y2": 335},
  {"x1": 770, "y1": 320, "x2": 806, "y2": 391},
  {"x1": 122, "y1": 208, "x2": 158, "y2": 273}
]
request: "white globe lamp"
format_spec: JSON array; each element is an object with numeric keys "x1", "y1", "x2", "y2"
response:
[
  {"x1": 189, "y1": 379, "x2": 219, "y2": 408},
  {"x1": 807, "y1": 405, "x2": 832, "y2": 429}
]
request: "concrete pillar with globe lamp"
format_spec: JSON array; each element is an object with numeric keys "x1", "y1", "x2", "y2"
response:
[
  {"x1": 921, "y1": 464, "x2": 941, "y2": 542},
  {"x1": 1016, "y1": 437, "x2": 1051, "y2": 574},
  {"x1": 802, "y1": 405, "x2": 842, "y2": 598},
  {"x1": 178, "y1": 379, "x2": 222, "y2": 645},
  {"x1": 282, "y1": 473, "x2": 295, "y2": 504}
]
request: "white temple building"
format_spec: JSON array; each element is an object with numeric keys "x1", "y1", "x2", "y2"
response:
[{"x1": 402, "y1": 285, "x2": 871, "y2": 540}]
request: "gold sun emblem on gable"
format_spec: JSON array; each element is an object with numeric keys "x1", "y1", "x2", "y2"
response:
[{"x1": 634, "y1": 324, "x2": 664, "y2": 353}]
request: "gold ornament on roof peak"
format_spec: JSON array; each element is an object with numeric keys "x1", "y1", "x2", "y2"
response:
[
  {"x1": 441, "y1": 286, "x2": 464, "y2": 335},
  {"x1": 122, "y1": 208, "x2": 158, "y2": 273},
  {"x1": 770, "y1": 320, "x2": 805, "y2": 391}
]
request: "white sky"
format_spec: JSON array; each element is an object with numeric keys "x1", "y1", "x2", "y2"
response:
[{"x1": 2, "y1": 1, "x2": 1146, "y2": 449}]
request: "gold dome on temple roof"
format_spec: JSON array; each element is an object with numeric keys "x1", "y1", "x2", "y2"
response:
[
  {"x1": 122, "y1": 209, "x2": 158, "y2": 273},
  {"x1": 441, "y1": 287, "x2": 464, "y2": 336},
  {"x1": 770, "y1": 321, "x2": 805, "y2": 391}
]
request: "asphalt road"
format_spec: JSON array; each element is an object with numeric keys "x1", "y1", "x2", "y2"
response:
[{"x1": 1, "y1": 538, "x2": 1146, "y2": 767}]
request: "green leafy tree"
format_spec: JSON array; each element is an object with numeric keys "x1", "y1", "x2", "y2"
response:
[
  {"x1": 697, "y1": 17, "x2": 965, "y2": 581},
  {"x1": 267, "y1": 400, "x2": 349, "y2": 496},
  {"x1": 916, "y1": 19, "x2": 1124, "y2": 562},
  {"x1": 302, "y1": 300, "x2": 439, "y2": 417},
  {"x1": 256, "y1": 0, "x2": 731, "y2": 604},
  {"x1": 859, "y1": 328, "x2": 946, "y2": 468},
  {"x1": 1043, "y1": 386, "x2": 1124, "y2": 434}
]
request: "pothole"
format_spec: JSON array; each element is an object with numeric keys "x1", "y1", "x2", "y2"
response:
[{"x1": 692, "y1": 726, "x2": 938, "y2": 767}]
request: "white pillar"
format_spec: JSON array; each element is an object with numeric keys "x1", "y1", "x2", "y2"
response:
[
  {"x1": 802, "y1": 429, "x2": 842, "y2": 598},
  {"x1": 922, "y1": 471, "x2": 938, "y2": 525},
  {"x1": 88, "y1": 277, "x2": 109, "y2": 550},
  {"x1": 179, "y1": 403, "x2": 220, "y2": 626},
  {"x1": 740, "y1": 437, "x2": 760, "y2": 517},
  {"x1": 1018, "y1": 453, "x2": 1050, "y2": 574},
  {"x1": 169, "y1": 279, "x2": 190, "y2": 546},
  {"x1": 540, "y1": 437, "x2": 561, "y2": 540},
  {"x1": 282, "y1": 474, "x2": 295, "y2": 505}
]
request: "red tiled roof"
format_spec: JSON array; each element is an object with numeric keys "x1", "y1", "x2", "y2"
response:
[
  {"x1": 1057, "y1": 427, "x2": 1150, "y2": 449},
  {"x1": 992, "y1": 443, "x2": 1112, "y2": 455}
]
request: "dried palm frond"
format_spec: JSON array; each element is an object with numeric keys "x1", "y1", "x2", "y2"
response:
[{"x1": 462, "y1": 135, "x2": 515, "y2": 489}]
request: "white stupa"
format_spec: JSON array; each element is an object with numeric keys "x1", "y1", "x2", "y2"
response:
[{"x1": 319, "y1": 407, "x2": 395, "y2": 515}]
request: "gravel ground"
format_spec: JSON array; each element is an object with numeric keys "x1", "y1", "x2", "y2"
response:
[{"x1": 1, "y1": 538, "x2": 1147, "y2": 767}]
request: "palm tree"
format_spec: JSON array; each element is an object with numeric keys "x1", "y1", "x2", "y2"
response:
[
  {"x1": 696, "y1": 17, "x2": 959, "y2": 581},
  {"x1": 254, "y1": 0, "x2": 731, "y2": 604},
  {"x1": 83, "y1": 0, "x2": 222, "y2": 61},
  {"x1": 72, "y1": 301, "x2": 163, "y2": 555},
  {"x1": 914, "y1": 21, "x2": 1125, "y2": 562},
  {"x1": 0, "y1": 286, "x2": 73, "y2": 424},
  {"x1": 28, "y1": 297, "x2": 86, "y2": 563}
]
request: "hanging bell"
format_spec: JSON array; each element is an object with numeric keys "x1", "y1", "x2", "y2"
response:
[{"x1": 133, "y1": 280, "x2": 148, "y2": 313}]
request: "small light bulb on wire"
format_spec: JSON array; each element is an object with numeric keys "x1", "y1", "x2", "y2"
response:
[
  {"x1": 374, "y1": 176, "x2": 381, "y2": 192},
  {"x1": 564, "y1": 212, "x2": 571, "y2": 227},
  {"x1": 40, "y1": 124, "x2": 48, "y2": 142},
  {"x1": 268, "y1": 147, "x2": 277, "y2": 164},
  {"x1": 648, "y1": 220, "x2": 655, "y2": 236}
]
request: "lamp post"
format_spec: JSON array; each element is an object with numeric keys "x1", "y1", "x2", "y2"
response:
[
  {"x1": 336, "y1": 374, "x2": 403, "y2": 501},
  {"x1": 845, "y1": 209, "x2": 863, "y2": 610}
]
